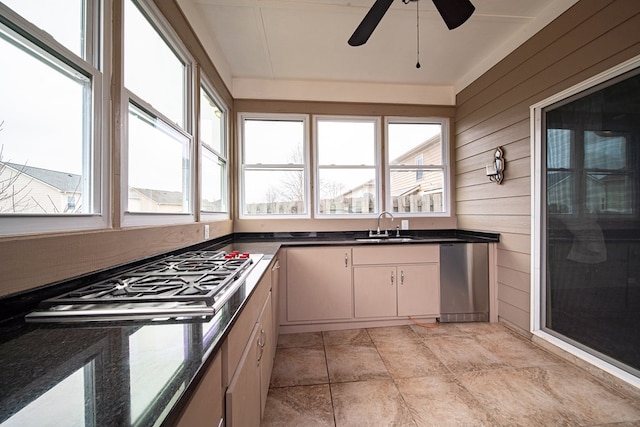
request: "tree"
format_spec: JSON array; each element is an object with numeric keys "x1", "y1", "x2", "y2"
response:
[{"x1": 0, "y1": 121, "x2": 37, "y2": 213}]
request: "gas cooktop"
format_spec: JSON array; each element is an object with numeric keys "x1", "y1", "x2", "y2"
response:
[{"x1": 25, "y1": 250, "x2": 263, "y2": 323}]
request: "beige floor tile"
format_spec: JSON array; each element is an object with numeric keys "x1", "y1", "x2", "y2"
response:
[
  {"x1": 453, "y1": 321, "x2": 508, "y2": 335},
  {"x1": 456, "y1": 365, "x2": 640, "y2": 426},
  {"x1": 537, "y1": 364, "x2": 640, "y2": 425},
  {"x1": 325, "y1": 342, "x2": 389, "y2": 383},
  {"x1": 270, "y1": 347, "x2": 329, "y2": 387},
  {"x1": 409, "y1": 321, "x2": 464, "y2": 337},
  {"x1": 331, "y1": 379, "x2": 415, "y2": 427},
  {"x1": 322, "y1": 328, "x2": 371, "y2": 346},
  {"x1": 374, "y1": 339, "x2": 449, "y2": 379},
  {"x1": 261, "y1": 384, "x2": 335, "y2": 427},
  {"x1": 422, "y1": 335, "x2": 511, "y2": 373},
  {"x1": 395, "y1": 376, "x2": 497, "y2": 426},
  {"x1": 277, "y1": 331, "x2": 324, "y2": 348},
  {"x1": 474, "y1": 330, "x2": 565, "y2": 368},
  {"x1": 367, "y1": 325, "x2": 421, "y2": 344}
]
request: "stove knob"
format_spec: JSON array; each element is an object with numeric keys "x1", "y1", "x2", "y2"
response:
[{"x1": 240, "y1": 253, "x2": 249, "y2": 258}]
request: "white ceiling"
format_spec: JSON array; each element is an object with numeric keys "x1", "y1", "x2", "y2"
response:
[{"x1": 177, "y1": 0, "x2": 578, "y2": 104}]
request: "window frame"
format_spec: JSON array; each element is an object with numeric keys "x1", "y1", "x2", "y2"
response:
[
  {"x1": 238, "y1": 112, "x2": 311, "y2": 219},
  {"x1": 314, "y1": 115, "x2": 381, "y2": 218},
  {"x1": 199, "y1": 77, "x2": 229, "y2": 219},
  {"x1": 0, "y1": 1, "x2": 109, "y2": 236},
  {"x1": 384, "y1": 116, "x2": 450, "y2": 217},
  {"x1": 120, "y1": 0, "x2": 196, "y2": 227}
]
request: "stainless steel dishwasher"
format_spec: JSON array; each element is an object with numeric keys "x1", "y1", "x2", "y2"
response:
[{"x1": 440, "y1": 243, "x2": 489, "y2": 322}]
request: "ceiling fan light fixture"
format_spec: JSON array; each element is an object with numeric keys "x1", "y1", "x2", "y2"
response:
[{"x1": 432, "y1": 0, "x2": 475, "y2": 30}]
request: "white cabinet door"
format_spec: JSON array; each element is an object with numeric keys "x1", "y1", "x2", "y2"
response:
[
  {"x1": 226, "y1": 323, "x2": 261, "y2": 427},
  {"x1": 286, "y1": 247, "x2": 353, "y2": 321},
  {"x1": 176, "y1": 352, "x2": 223, "y2": 427},
  {"x1": 353, "y1": 266, "x2": 396, "y2": 318},
  {"x1": 397, "y1": 264, "x2": 439, "y2": 317},
  {"x1": 258, "y1": 293, "x2": 273, "y2": 417}
]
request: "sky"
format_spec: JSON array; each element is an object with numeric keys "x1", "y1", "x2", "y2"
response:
[{"x1": 0, "y1": 0, "x2": 86, "y2": 174}]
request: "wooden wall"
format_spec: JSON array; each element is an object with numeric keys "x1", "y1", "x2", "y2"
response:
[{"x1": 455, "y1": 0, "x2": 640, "y2": 330}]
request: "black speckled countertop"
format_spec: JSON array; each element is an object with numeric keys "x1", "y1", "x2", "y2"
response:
[{"x1": 0, "y1": 230, "x2": 497, "y2": 426}]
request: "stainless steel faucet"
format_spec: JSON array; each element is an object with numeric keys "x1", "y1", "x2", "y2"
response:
[{"x1": 372, "y1": 211, "x2": 394, "y2": 237}]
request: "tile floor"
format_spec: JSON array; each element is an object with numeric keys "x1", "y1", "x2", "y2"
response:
[{"x1": 261, "y1": 322, "x2": 640, "y2": 426}]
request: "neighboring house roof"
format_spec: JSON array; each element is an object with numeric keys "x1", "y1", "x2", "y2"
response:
[
  {"x1": 131, "y1": 188, "x2": 183, "y2": 205},
  {"x1": 391, "y1": 184, "x2": 420, "y2": 197},
  {"x1": 1, "y1": 162, "x2": 81, "y2": 192}
]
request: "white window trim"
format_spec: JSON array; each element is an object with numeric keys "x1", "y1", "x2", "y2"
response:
[
  {"x1": 238, "y1": 112, "x2": 311, "y2": 219},
  {"x1": 0, "y1": 1, "x2": 110, "y2": 236},
  {"x1": 530, "y1": 53, "x2": 640, "y2": 388},
  {"x1": 120, "y1": 0, "x2": 196, "y2": 227},
  {"x1": 313, "y1": 115, "x2": 381, "y2": 219},
  {"x1": 200, "y1": 76, "x2": 229, "y2": 220},
  {"x1": 384, "y1": 116, "x2": 451, "y2": 217}
]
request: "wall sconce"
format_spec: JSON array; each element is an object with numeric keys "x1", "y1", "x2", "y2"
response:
[{"x1": 485, "y1": 147, "x2": 505, "y2": 184}]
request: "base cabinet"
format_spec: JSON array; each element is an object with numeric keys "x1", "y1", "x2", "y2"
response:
[
  {"x1": 286, "y1": 247, "x2": 352, "y2": 321},
  {"x1": 176, "y1": 352, "x2": 223, "y2": 427},
  {"x1": 226, "y1": 292, "x2": 273, "y2": 427},
  {"x1": 354, "y1": 264, "x2": 439, "y2": 318},
  {"x1": 352, "y1": 245, "x2": 440, "y2": 319}
]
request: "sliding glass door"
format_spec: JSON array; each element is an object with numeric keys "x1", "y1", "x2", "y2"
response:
[{"x1": 540, "y1": 67, "x2": 640, "y2": 376}]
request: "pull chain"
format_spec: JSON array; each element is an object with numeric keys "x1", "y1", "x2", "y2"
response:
[{"x1": 415, "y1": 0, "x2": 421, "y2": 68}]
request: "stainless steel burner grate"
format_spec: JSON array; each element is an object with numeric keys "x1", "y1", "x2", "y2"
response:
[{"x1": 25, "y1": 250, "x2": 262, "y2": 323}]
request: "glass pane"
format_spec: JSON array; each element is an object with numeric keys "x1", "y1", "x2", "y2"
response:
[
  {"x1": 128, "y1": 104, "x2": 190, "y2": 213},
  {"x1": 243, "y1": 119, "x2": 304, "y2": 165},
  {"x1": 243, "y1": 169, "x2": 305, "y2": 215},
  {"x1": 2, "y1": 0, "x2": 85, "y2": 58},
  {"x1": 1, "y1": 364, "x2": 88, "y2": 426},
  {"x1": 201, "y1": 149, "x2": 226, "y2": 212},
  {"x1": 390, "y1": 169, "x2": 444, "y2": 213},
  {"x1": 0, "y1": 26, "x2": 92, "y2": 215},
  {"x1": 124, "y1": 0, "x2": 185, "y2": 128},
  {"x1": 318, "y1": 168, "x2": 376, "y2": 214},
  {"x1": 584, "y1": 131, "x2": 626, "y2": 170},
  {"x1": 547, "y1": 171, "x2": 573, "y2": 214},
  {"x1": 317, "y1": 120, "x2": 375, "y2": 165},
  {"x1": 129, "y1": 325, "x2": 186, "y2": 425},
  {"x1": 388, "y1": 122, "x2": 441, "y2": 165},
  {"x1": 200, "y1": 89, "x2": 224, "y2": 155},
  {"x1": 547, "y1": 129, "x2": 571, "y2": 169}
]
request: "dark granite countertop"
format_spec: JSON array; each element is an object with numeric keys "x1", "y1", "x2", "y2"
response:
[{"x1": 0, "y1": 230, "x2": 497, "y2": 426}]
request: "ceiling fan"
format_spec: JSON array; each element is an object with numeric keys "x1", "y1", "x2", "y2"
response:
[{"x1": 348, "y1": 0, "x2": 476, "y2": 46}]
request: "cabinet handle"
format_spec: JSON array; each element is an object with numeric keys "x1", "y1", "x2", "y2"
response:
[
  {"x1": 391, "y1": 270, "x2": 395, "y2": 286},
  {"x1": 344, "y1": 253, "x2": 348, "y2": 268},
  {"x1": 401, "y1": 270, "x2": 405, "y2": 285}
]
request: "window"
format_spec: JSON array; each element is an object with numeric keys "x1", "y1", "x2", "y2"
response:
[
  {"x1": 0, "y1": 1, "x2": 105, "y2": 235},
  {"x1": 200, "y1": 82, "x2": 228, "y2": 215},
  {"x1": 386, "y1": 119, "x2": 447, "y2": 214},
  {"x1": 315, "y1": 117, "x2": 379, "y2": 216},
  {"x1": 123, "y1": 0, "x2": 194, "y2": 220},
  {"x1": 239, "y1": 114, "x2": 309, "y2": 217},
  {"x1": 533, "y1": 58, "x2": 640, "y2": 378}
]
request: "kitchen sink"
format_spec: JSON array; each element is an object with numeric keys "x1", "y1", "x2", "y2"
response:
[{"x1": 355, "y1": 237, "x2": 416, "y2": 243}]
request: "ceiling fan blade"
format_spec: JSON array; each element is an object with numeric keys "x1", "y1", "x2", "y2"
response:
[
  {"x1": 432, "y1": 0, "x2": 475, "y2": 30},
  {"x1": 348, "y1": 0, "x2": 394, "y2": 46}
]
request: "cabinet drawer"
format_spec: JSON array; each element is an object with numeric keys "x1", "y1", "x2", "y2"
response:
[{"x1": 352, "y1": 244, "x2": 439, "y2": 265}]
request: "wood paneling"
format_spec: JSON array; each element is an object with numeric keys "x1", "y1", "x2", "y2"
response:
[{"x1": 455, "y1": 0, "x2": 640, "y2": 331}]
